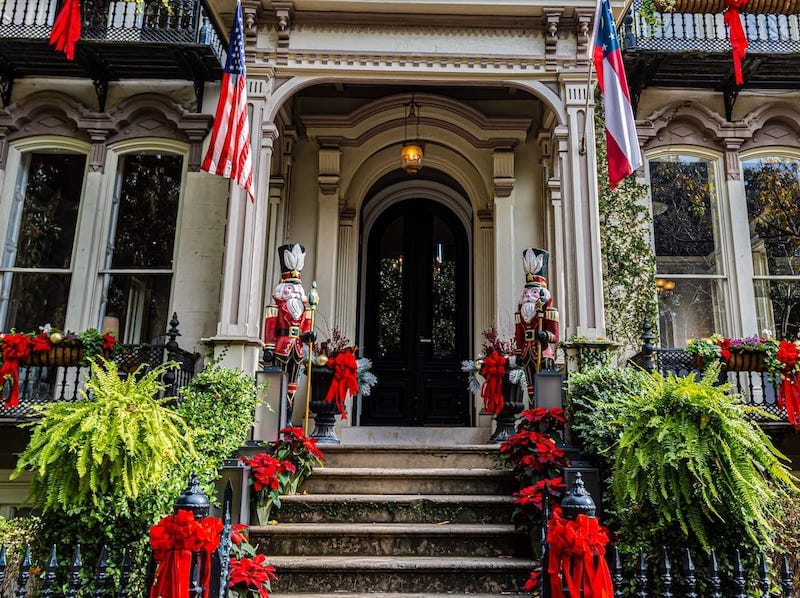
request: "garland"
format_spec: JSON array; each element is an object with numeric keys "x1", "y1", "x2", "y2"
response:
[
  {"x1": 773, "y1": 340, "x2": 800, "y2": 430},
  {"x1": 324, "y1": 351, "x2": 360, "y2": 419},
  {"x1": 149, "y1": 509, "x2": 223, "y2": 598},
  {"x1": 546, "y1": 507, "x2": 614, "y2": 598},
  {"x1": 480, "y1": 352, "x2": 506, "y2": 415}
]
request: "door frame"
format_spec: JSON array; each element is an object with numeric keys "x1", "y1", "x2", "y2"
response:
[{"x1": 355, "y1": 179, "x2": 474, "y2": 425}]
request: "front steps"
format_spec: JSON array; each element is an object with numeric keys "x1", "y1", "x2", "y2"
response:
[{"x1": 257, "y1": 437, "x2": 535, "y2": 597}]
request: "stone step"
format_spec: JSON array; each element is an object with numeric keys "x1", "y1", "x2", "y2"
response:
[
  {"x1": 318, "y1": 444, "x2": 502, "y2": 469},
  {"x1": 299, "y1": 467, "x2": 517, "y2": 495},
  {"x1": 252, "y1": 522, "x2": 530, "y2": 558},
  {"x1": 338, "y1": 426, "x2": 489, "y2": 446},
  {"x1": 276, "y1": 493, "x2": 514, "y2": 524},
  {"x1": 271, "y1": 594, "x2": 530, "y2": 597},
  {"x1": 268, "y1": 555, "x2": 537, "y2": 594}
]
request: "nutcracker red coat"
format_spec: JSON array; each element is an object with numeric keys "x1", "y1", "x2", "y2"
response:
[{"x1": 263, "y1": 298, "x2": 312, "y2": 359}]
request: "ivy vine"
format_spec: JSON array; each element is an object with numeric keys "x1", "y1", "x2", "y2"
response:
[{"x1": 595, "y1": 91, "x2": 658, "y2": 350}]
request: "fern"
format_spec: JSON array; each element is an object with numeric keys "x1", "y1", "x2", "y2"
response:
[
  {"x1": 611, "y1": 363, "x2": 800, "y2": 552},
  {"x1": 11, "y1": 358, "x2": 196, "y2": 513}
]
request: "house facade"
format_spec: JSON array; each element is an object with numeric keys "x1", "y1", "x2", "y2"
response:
[{"x1": 0, "y1": 0, "x2": 798, "y2": 438}]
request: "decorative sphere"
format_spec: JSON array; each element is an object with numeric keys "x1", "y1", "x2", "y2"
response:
[
  {"x1": 475, "y1": 359, "x2": 483, "y2": 369},
  {"x1": 49, "y1": 332, "x2": 64, "y2": 345},
  {"x1": 316, "y1": 354, "x2": 329, "y2": 366}
]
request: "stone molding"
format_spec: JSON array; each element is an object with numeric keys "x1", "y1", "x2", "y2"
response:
[{"x1": 0, "y1": 91, "x2": 211, "y2": 171}]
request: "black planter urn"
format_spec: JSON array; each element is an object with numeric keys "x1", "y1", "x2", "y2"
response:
[
  {"x1": 487, "y1": 373, "x2": 524, "y2": 444},
  {"x1": 309, "y1": 366, "x2": 342, "y2": 445}
]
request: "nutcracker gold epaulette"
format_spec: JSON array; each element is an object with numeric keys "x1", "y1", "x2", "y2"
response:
[
  {"x1": 264, "y1": 305, "x2": 278, "y2": 318},
  {"x1": 546, "y1": 308, "x2": 559, "y2": 321}
]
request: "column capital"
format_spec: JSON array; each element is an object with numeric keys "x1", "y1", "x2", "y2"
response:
[
  {"x1": 493, "y1": 149, "x2": 515, "y2": 199},
  {"x1": 724, "y1": 138, "x2": 744, "y2": 181}
]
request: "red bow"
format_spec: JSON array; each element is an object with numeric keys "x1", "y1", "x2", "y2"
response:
[
  {"x1": 778, "y1": 373, "x2": 800, "y2": 431},
  {"x1": 480, "y1": 352, "x2": 506, "y2": 416},
  {"x1": 324, "y1": 351, "x2": 360, "y2": 419},
  {"x1": 546, "y1": 508, "x2": 613, "y2": 598},
  {"x1": 724, "y1": 0, "x2": 748, "y2": 85},
  {"x1": 49, "y1": 0, "x2": 82, "y2": 60},
  {"x1": 149, "y1": 509, "x2": 222, "y2": 598},
  {"x1": 1, "y1": 333, "x2": 32, "y2": 409}
]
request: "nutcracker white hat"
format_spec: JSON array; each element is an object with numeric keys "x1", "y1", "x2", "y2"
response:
[
  {"x1": 278, "y1": 243, "x2": 306, "y2": 283},
  {"x1": 522, "y1": 248, "x2": 549, "y2": 288}
]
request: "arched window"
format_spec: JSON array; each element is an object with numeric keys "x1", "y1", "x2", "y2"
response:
[
  {"x1": 648, "y1": 153, "x2": 727, "y2": 346},
  {"x1": 742, "y1": 155, "x2": 800, "y2": 340}
]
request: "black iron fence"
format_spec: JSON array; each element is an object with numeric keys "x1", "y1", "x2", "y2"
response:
[
  {"x1": 0, "y1": 477, "x2": 234, "y2": 596},
  {"x1": 1, "y1": 313, "x2": 199, "y2": 421},
  {"x1": 622, "y1": 0, "x2": 800, "y2": 53},
  {"x1": 0, "y1": 0, "x2": 224, "y2": 58}
]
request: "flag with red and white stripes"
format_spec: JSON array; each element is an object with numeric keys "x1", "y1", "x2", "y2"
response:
[
  {"x1": 202, "y1": 0, "x2": 254, "y2": 201},
  {"x1": 592, "y1": 0, "x2": 642, "y2": 190}
]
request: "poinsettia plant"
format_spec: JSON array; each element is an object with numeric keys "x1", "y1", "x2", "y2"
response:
[
  {"x1": 271, "y1": 426, "x2": 325, "y2": 495},
  {"x1": 239, "y1": 452, "x2": 296, "y2": 517},
  {"x1": 228, "y1": 524, "x2": 278, "y2": 598},
  {"x1": 1, "y1": 325, "x2": 117, "y2": 408}
]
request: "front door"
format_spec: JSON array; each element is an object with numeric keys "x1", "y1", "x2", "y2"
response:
[{"x1": 361, "y1": 199, "x2": 470, "y2": 426}]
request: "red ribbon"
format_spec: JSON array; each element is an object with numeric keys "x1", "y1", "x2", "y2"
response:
[
  {"x1": 49, "y1": 0, "x2": 82, "y2": 60},
  {"x1": 546, "y1": 508, "x2": 613, "y2": 598},
  {"x1": 324, "y1": 351, "x2": 360, "y2": 419},
  {"x1": 480, "y1": 352, "x2": 506, "y2": 416},
  {"x1": 1, "y1": 333, "x2": 32, "y2": 409},
  {"x1": 778, "y1": 373, "x2": 800, "y2": 431},
  {"x1": 149, "y1": 509, "x2": 222, "y2": 598},
  {"x1": 724, "y1": 0, "x2": 748, "y2": 85}
]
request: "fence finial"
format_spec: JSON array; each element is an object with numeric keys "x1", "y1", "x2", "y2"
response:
[
  {"x1": 560, "y1": 472, "x2": 596, "y2": 519},
  {"x1": 174, "y1": 473, "x2": 210, "y2": 520},
  {"x1": 640, "y1": 317, "x2": 655, "y2": 373}
]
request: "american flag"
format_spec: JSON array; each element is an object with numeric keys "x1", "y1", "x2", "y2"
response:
[
  {"x1": 202, "y1": 0, "x2": 255, "y2": 201},
  {"x1": 592, "y1": 0, "x2": 642, "y2": 190}
]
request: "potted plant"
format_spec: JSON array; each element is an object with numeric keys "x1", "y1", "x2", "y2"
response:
[
  {"x1": 228, "y1": 524, "x2": 278, "y2": 598},
  {"x1": 686, "y1": 334, "x2": 768, "y2": 371},
  {"x1": 462, "y1": 327, "x2": 527, "y2": 443},
  {"x1": 1, "y1": 325, "x2": 117, "y2": 409},
  {"x1": 305, "y1": 327, "x2": 377, "y2": 444}
]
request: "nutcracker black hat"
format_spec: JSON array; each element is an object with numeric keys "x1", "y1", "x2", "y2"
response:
[
  {"x1": 278, "y1": 243, "x2": 306, "y2": 283},
  {"x1": 522, "y1": 248, "x2": 549, "y2": 288}
]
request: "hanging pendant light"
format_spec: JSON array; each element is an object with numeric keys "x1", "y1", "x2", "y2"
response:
[{"x1": 400, "y1": 94, "x2": 423, "y2": 175}]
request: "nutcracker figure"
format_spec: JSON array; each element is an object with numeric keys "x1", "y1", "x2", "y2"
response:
[
  {"x1": 514, "y1": 248, "x2": 559, "y2": 401},
  {"x1": 263, "y1": 243, "x2": 314, "y2": 420}
]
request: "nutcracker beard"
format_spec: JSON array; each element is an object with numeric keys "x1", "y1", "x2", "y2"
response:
[
  {"x1": 287, "y1": 297, "x2": 304, "y2": 320},
  {"x1": 520, "y1": 300, "x2": 537, "y2": 323}
]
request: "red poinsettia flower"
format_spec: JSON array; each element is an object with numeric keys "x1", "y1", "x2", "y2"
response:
[
  {"x1": 30, "y1": 332, "x2": 52, "y2": 353},
  {"x1": 229, "y1": 554, "x2": 278, "y2": 598},
  {"x1": 717, "y1": 337, "x2": 732, "y2": 362},
  {"x1": 776, "y1": 340, "x2": 800, "y2": 372},
  {"x1": 521, "y1": 407, "x2": 566, "y2": 426},
  {"x1": 102, "y1": 332, "x2": 117, "y2": 351},
  {"x1": 240, "y1": 453, "x2": 296, "y2": 493},
  {"x1": 523, "y1": 570, "x2": 541, "y2": 592},
  {"x1": 280, "y1": 426, "x2": 325, "y2": 461},
  {"x1": 231, "y1": 524, "x2": 249, "y2": 546},
  {"x1": 514, "y1": 476, "x2": 565, "y2": 511}
]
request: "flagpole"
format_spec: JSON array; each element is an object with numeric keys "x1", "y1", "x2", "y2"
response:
[{"x1": 303, "y1": 281, "x2": 319, "y2": 434}]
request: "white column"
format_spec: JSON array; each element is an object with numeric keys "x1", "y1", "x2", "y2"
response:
[
  {"x1": 475, "y1": 210, "x2": 495, "y2": 354},
  {"x1": 559, "y1": 81, "x2": 605, "y2": 339},
  {"x1": 212, "y1": 105, "x2": 277, "y2": 372},
  {"x1": 314, "y1": 146, "x2": 341, "y2": 333},
  {"x1": 335, "y1": 209, "x2": 357, "y2": 339},
  {"x1": 493, "y1": 150, "x2": 516, "y2": 337}
]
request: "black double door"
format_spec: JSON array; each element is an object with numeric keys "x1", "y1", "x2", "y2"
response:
[{"x1": 361, "y1": 199, "x2": 470, "y2": 426}]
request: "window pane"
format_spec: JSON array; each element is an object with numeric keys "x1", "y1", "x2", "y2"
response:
[
  {"x1": 111, "y1": 154, "x2": 182, "y2": 269},
  {"x1": 743, "y1": 157, "x2": 800, "y2": 277},
  {"x1": 6, "y1": 272, "x2": 70, "y2": 331},
  {"x1": 104, "y1": 274, "x2": 171, "y2": 344},
  {"x1": 657, "y1": 278, "x2": 724, "y2": 346},
  {"x1": 377, "y1": 215, "x2": 404, "y2": 359},
  {"x1": 15, "y1": 153, "x2": 85, "y2": 268},
  {"x1": 431, "y1": 216, "x2": 456, "y2": 359},
  {"x1": 650, "y1": 156, "x2": 721, "y2": 275},
  {"x1": 754, "y1": 279, "x2": 800, "y2": 341}
]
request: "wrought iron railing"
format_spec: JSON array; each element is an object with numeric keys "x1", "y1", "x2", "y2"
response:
[
  {"x1": 0, "y1": 0, "x2": 224, "y2": 60},
  {"x1": 622, "y1": 0, "x2": 800, "y2": 53},
  {"x1": 0, "y1": 313, "x2": 199, "y2": 420}
]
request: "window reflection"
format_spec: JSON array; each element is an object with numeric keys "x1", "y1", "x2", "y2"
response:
[
  {"x1": 431, "y1": 217, "x2": 457, "y2": 358},
  {"x1": 377, "y1": 216, "x2": 404, "y2": 358}
]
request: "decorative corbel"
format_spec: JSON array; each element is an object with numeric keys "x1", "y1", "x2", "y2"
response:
[
  {"x1": 88, "y1": 129, "x2": 109, "y2": 173},
  {"x1": 186, "y1": 130, "x2": 208, "y2": 172},
  {"x1": 545, "y1": 10, "x2": 562, "y2": 68},
  {"x1": 273, "y1": 2, "x2": 294, "y2": 65},
  {"x1": 241, "y1": 0, "x2": 261, "y2": 40},
  {"x1": 576, "y1": 9, "x2": 593, "y2": 57},
  {"x1": 318, "y1": 145, "x2": 340, "y2": 197},
  {"x1": 493, "y1": 149, "x2": 515, "y2": 199},
  {"x1": 724, "y1": 138, "x2": 744, "y2": 181}
]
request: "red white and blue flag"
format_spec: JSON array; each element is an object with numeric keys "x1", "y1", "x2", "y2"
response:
[
  {"x1": 592, "y1": 0, "x2": 642, "y2": 190},
  {"x1": 202, "y1": 0, "x2": 255, "y2": 201}
]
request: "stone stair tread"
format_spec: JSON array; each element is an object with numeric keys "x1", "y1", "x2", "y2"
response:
[
  {"x1": 280, "y1": 493, "x2": 514, "y2": 503},
  {"x1": 322, "y1": 444, "x2": 501, "y2": 451},
  {"x1": 254, "y1": 522, "x2": 521, "y2": 534},
  {"x1": 312, "y1": 467, "x2": 510, "y2": 475},
  {"x1": 269, "y1": 556, "x2": 537, "y2": 570},
  {"x1": 270, "y1": 593, "x2": 530, "y2": 597}
]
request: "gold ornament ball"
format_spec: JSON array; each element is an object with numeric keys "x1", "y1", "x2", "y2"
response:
[
  {"x1": 49, "y1": 332, "x2": 64, "y2": 345},
  {"x1": 316, "y1": 354, "x2": 329, "y2": 366},
  {"x1": 475, "y1": 359, "x2": 484, "y2": 369}
]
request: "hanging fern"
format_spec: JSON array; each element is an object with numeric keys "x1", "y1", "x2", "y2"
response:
[
  {"x1": 612, "y1": 363, "x2": 800, "y2": 551},
  {"x1": 12, "y1": 358, "x2": 196, "y2": 513}
]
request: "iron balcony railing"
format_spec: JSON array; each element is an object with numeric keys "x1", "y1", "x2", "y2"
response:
[
  {"x1": 622, "y1": 0, "x2": 800, "y2": 53},
  {"x1": 0, "y1": 0, "x2": 224, "y2": 60}
]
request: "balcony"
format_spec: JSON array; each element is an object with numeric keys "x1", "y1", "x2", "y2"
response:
[
  {"x1": 621, "y1": 0, "x2": 800, "y2": 118},
  {"x1": 0, "y1": 0, "x2": 225, "y2": 109}
]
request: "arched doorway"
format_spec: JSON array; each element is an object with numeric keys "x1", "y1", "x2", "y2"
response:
[{"x1": 360, "y1": 190, "x2": 471, "y2": 426}]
